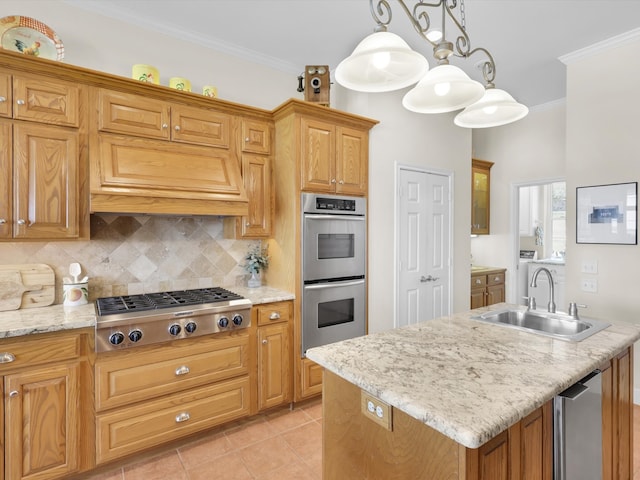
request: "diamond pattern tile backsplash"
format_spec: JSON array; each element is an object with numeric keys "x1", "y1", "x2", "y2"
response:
[{"x1": 0, "y1": 214, "x2": 260, "y2": 303}]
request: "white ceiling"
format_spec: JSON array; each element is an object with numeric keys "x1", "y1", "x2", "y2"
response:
[{"x1": 67, "y1": 0, "x2": 640, "y2": 108}]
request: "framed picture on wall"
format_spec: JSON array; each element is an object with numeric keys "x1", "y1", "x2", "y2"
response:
[{"x1": 576, "y1": 182, "x2": 637, "y2": 244}]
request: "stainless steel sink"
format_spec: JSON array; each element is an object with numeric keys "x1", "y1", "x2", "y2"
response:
[{"x1": 471, "y1": 309, "x2": 610, "y2": 341}]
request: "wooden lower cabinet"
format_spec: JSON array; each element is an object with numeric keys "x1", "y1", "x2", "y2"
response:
[
  {"x1": 301, "y1": 357, "x2": 323, "y2": 399},
  {"x1": 255, "y1": 301, "x2": 292, "y2": 411},
  {"x1": 0, "y1": 329, "x2": 93, "y2": 480},
  {"x1": 324, "y1": 370, "x2": 556, "y2": 480},
  {"x1": 94, "y1": 332, "x2": 251, "y2": 465},
  {"x1": 471, "y1": 269, "x2": 506, "y2": 309}
]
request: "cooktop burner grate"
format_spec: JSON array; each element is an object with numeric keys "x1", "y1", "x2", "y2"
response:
[{"x1": 96, "y1": 287, "x2": 244, "y2": 316}]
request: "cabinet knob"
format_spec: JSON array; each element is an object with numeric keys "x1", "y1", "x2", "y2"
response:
[
  {"x1": 331, "y1": 179, "x2": 336, "y2": 184},
  {"x1": 175, "y1": 365, "x2": 190, "y2": 376},
  {"x1": 338, "y1": 180, "x2": 344, "y2": 185},
  {"x1": 174, "y1": 125, "x2": 181, "y2": 131},
  {"x1": 0, "y1": 96, "x2": 6, "y2": 103},
  {"x1": 175, "y1": 412, "x2": 190, "y2": 423},
  {"x1": 0, "y1": 352, "x2": 15, "y2": 363},
  {"x1": 16, "y1": 99, "x2": 25, "y2": 106},
  {"x1": 269, "y1": 312, "x2": 280, "y2": 320},
  {"x1": 9, "y1": 390, "x2": 19, "y2": 398},
  {"x1": 161, "y1": 123, "x2": 168, "y2": 129},
  {"x1": 245, "y1": 222, "x2": 250, "y2": 227},
  {"x1": 0, "y1": 219, "x2": 5, "y2": 225},
  {"x1": 262, "y1": 339, "x2": 268, "y2": 345},
  {"x1": 475, "y1": 279, "x2": 482, "y2": 284},
  {"x1": 17, "y1": 219, "x2": 26, "y2": 225},
  {"x1": 245, "y1": 137, "x2": 250, "y2": 142}
]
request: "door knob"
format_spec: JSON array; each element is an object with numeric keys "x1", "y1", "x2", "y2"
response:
[{"x1": 420, "y1": 275, "x2": 440, "y2": 282}]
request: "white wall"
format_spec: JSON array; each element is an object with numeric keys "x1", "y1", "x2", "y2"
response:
[
  {"x1": 564, "y1": 37, "x2": 640, "y2": 400},
  {"x1": 2, "y1": 1, "x2": 473, "y2": 334}
]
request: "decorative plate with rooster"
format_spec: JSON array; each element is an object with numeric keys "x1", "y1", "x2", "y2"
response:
[{"x1": 0, "y1": 15, "x2": 64, "y2": 61}]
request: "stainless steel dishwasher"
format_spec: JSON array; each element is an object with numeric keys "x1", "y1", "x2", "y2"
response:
[{"x1": 553, "y1": 370, "x2": 602, "y2": 480}]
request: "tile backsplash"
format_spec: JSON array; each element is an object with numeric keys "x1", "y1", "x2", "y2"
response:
[{"x1": 0, "y1": 214, "x2": 259, "y2": 303}]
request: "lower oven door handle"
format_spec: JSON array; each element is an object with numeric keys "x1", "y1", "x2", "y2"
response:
[
  {"x1": 304, "y1": 279, "x2": 365, "y2": 290},
  {"x1": 304, "y1": 214, "x2": 365, "y2": 221}
]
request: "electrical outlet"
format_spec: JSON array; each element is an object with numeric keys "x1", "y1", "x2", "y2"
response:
[
  {"x1": 581, "y1": 260, "x2": 598, "y2": 274},
  {"x1": 361, "y1": 392, "x2": 393, "y2": 431},
  {"x1": 581, "y1": 278, "x2": 598, "y2": 293}
]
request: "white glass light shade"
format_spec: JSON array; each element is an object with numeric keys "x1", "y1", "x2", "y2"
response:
[
  {"x1": 402, "y1": 64, "x2": 485, "y2": 114},
  {"x1": 454, "y1": 88, "x2": 529, "y2": 128},
  {"x1": 335, "y1": 31, "x2": 429, "y2": 93}
]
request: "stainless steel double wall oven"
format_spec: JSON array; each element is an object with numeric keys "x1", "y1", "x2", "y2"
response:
[{"x1": 301, "y1": 193, "x2": 366, "y2": 356}]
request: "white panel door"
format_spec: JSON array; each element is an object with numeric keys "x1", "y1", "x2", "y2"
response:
[{"x1": 397, "y1": 168, "x2": 451, "y2": 327}]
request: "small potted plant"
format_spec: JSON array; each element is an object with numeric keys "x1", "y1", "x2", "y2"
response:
[{"x1": 243, "y1": 243, "x2": 269, "y2": 288}]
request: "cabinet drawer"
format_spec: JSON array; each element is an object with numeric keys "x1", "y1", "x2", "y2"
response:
[
  {"x1": 96, "y1": 334, "x2": 249, "y2": 411},
  {"x1": 487, "y1": 273, "x2": 505, "y2": 286},
  {"x1": 0, "y1": 332, "x2": 80, "y2": 373},
  {"x1": 256, "y1": 301, "x2": 291, "y2": 326},
  {"x1": 96, "y1": 376, "x2": 250, "y2": 464},
  {"x1": 98, "y1": 89, "x2": 170, "y2": 139},
  {"x1": 0, "y1": 72, "x2": 10, "y2": 117},
  {"x1": 471, "y1": 275, "x2": 487, "y2": 288},
  {"x1": 13, "y1": 75, "x2": 79, "y2": 126}
]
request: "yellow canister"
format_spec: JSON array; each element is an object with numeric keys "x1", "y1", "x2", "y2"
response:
[
  {"x1": 169, "y1": 77, "x2": 192, "y2": 92},
  {"x1": 203, "y1": 85, "x2": 218, "y2": 98},
  {"x1": 132, "y1": 64, "x2": 159, "y2": 84}
]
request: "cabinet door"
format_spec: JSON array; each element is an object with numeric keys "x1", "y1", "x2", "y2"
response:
[
  {"x1": 486, "y1": 284, "x2": 505, "y2": 306},
  {"x1": 5, "y1": 362, "x2": 80, "y2": 480},
  {"x1": 13, "y1": 75, "x2": 79, "y2": 127},
  {"x1": 0, "y1": 120, "x2": 11, "y2": 239},
  {"x1": 471, "y1": 159, "x2": 493, "y2": 235},
  {"x1": 258, "y1": 322, "x2": 290, "y2": 410},
  {"x1": 0, "y1": 72, "x2": 11, "y2": 118},
  {"x1": 336, "y1": 126, "x2": 367, "y2": 196},
  {"x1": 471, "y1": 288, "x2": 486, "y2": 309},
  {"x1": 242, "y1": 119, "x2": 271, "y2": 154},
  {"x1": 300, "y1": 116, "x2": 335, "y2": 193},
  {"x1": 472, "y1": 430, "x2": 510, "y2": 480},
  {"x1": 98, "y1": 89, "x2": 170, "y2": 139},
  {"x1": 172, "y1": 104, "x2": 231, "y2": 148},
  {"x1": 237, "y1": 154, "x2": 272, "y2": 238},
  {"x1": 13, "y1": 123, "x2": 79, "y2": 239}
]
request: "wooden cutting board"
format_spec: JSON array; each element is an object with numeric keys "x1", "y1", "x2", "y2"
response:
[{"x1": 0, "y1": 264, "x2": 55, "y2": 311}]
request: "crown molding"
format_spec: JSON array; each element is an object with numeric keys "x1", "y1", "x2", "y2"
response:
[{"x1": 559, "y1": 28, "x2": 640, "y2": 65}]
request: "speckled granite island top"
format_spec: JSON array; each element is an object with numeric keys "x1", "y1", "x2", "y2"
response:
[
  {"x1": 305, "y1": 303, "x2": 640, "y2": 449},
  {"x1": 0, "y1": 286, "x2": 294, "y2": 339}
]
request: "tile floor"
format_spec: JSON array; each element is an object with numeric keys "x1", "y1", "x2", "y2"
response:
[
  {"x1": 84, "y1": 402, "x2": 640, "y2": 480},
  {"x1": 84, "y1": 400, "x2": 322, "y2": 480}
]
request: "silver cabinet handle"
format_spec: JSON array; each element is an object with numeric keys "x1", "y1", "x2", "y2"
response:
[
  {"x1": 331, "y1": 179, "x2": 336, "y2": 184},
  {"x1": 245, "y1": 137, "x2": 250, "y2": 142},
  {"x1": 16, "y1": 99, "x2": 25, "y2": 105},
  {"x1": 9, "y1": 390, "x2": 19, "y2": 398},
  {"x1": 262, "y1": 339, "x2": 268, "y2": 345},
  {"x1": 174, "y1": 125, "x2": 181, "y2": 131},
  {"x1": 0, "y1": 96, "x2": 6, "y2": 103},
  {"x1": 175, "y1": 365, "x2": 190, "y2": 376},
  {"x1": 175, "y1": 412, "x2": 190, "y2": 423},
  {"x1": 0, "y1": 219, "x2": 6, "y2": 225},
  {"x1": 269, "y1": 312, "x2": 280, "y2": 320},
  {"x1": 17, "y1": 219, "x2": 26, "y2": 225},
  {"x1": 0, "y1": 352, "x2": 15, "y2": 363},
  {"x1": 420, "y1": 275, "x2": 440, "y2": 282},
  {"x1": 161, "y1": 123, "x2": 168, "y2": 129},
  {"x1": 245, "y1": 222, "x2": 250, "y2": 227},
  {"x1": 475, "y1": 279, "x2": 482, "y2": 285}
]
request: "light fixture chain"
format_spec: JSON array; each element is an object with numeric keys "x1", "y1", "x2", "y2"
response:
[
  {"x1": 370, "y1": 0, "x2": 392, "y2": 31},
  {"x1": 460, "y1": 0, "x2": 466, "y2": 31}
]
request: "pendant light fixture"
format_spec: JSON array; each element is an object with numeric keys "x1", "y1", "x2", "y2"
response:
[{"x1": 336, "y1": 0, "x2": 528, "y2": 128}]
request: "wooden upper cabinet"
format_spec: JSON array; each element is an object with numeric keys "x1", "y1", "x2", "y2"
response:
[
  {"x1": 300, "y1": 116, "x2": 369, "y2": 196},
  {"x1": 242, "y1": 118, "x2": 271, "y2": 154},
  {"x1": 336, "y1": 126, "x2": 368, "y2": 195},
  {"x1": 13, "y1": 74, "x2": 79, "y2": 127},
  {"x1": 0, "y1": 72, "x2": 10, "y2": 117},
  {"x1": 0, "y1": 121, "x2": 11, "y2": 239},
  {"x1": 12, "y1": 123, "x2": 79, "y2": 239},
  {"x1": 472, "y1": 159, "x2": 493, "y2": 235},
  {"x1": 239, "y1": 154, "x2": 272, "y2": 237},
  {"x1": 98, "y1": 89, "x2": 232, "y2": 148},
  {"x1": 300, "y1": 116, "x2": 335, "y2": 193}
]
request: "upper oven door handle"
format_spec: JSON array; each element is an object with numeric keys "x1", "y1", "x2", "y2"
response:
[
  {"x1": 304, "y1": 279, "x2": 365, "y2": 290},
  {"x1": 304, "y1": 214, "x2": 365, "y2": 221}
]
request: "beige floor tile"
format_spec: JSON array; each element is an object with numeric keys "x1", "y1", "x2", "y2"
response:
[
  {"x1": 186, "y1": 451, "x2": 253, "y2": 480},
  {"x1": 177, "y1": 431, "x2": 233, "y2": 469},
  {"x1": 255, "y1": 459, "x2": 319, "y2": 480},
  {"x1": 301, "y1": 400, "x2": 322, "y2": 420},
  {"x1": 84, "y1": 469, "x2": 124, "y2": 480},
  {"x1": 240, "y1": 435, "x2": 301, "y2": 477},
  {"x1": 265, "y1": 407, "x2": 314, "y2": 433},
  {"x1": 224, "y1": 416, "x2": 278, "y2": 449},
  {"x1": 281, "y1": 421, "x2": 323, "y2": 462},
  {"x1": 123, "y1": 452, "x2": 187, "y2": 480}
]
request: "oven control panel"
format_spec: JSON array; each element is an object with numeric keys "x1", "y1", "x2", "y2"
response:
[{"x1": 302, "y1": 192, "x2": 366, "y2": 216}]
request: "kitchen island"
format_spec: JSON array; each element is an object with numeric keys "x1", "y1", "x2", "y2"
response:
[{"x1": 306, "y1": 303, "x2": 639, "y2": 480}]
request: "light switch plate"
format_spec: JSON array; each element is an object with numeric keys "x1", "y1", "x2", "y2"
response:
[
  {"x1": 361, "y1": 391, "x2": 393, "y2": 431},
  {"x1": 581, "y1": 278, "x2": 598, "y2": 293}
]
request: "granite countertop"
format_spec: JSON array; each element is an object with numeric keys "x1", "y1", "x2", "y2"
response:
[
  {"x1": 0, "y1": 285, "x2": 294, "y2": 339},
  {"x1": 470, "y1": 266, "x2": 506, "y2": 274},
  {"x1": 306, "y1": 303, "x2": 640, "y2": 449}
]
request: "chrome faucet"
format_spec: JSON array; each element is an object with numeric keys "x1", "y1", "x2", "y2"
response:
[{"x1": 530, "y1": 267, "x2": 556, "y2": 313}]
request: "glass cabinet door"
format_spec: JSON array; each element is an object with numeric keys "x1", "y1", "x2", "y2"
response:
[{"x1": 471, "y1": 159, "x2": 494, "y2": 234}]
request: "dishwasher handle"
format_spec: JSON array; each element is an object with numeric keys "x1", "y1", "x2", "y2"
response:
[{"x1": 558, "y1": 369, "x2": 601, "y2": 401}]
